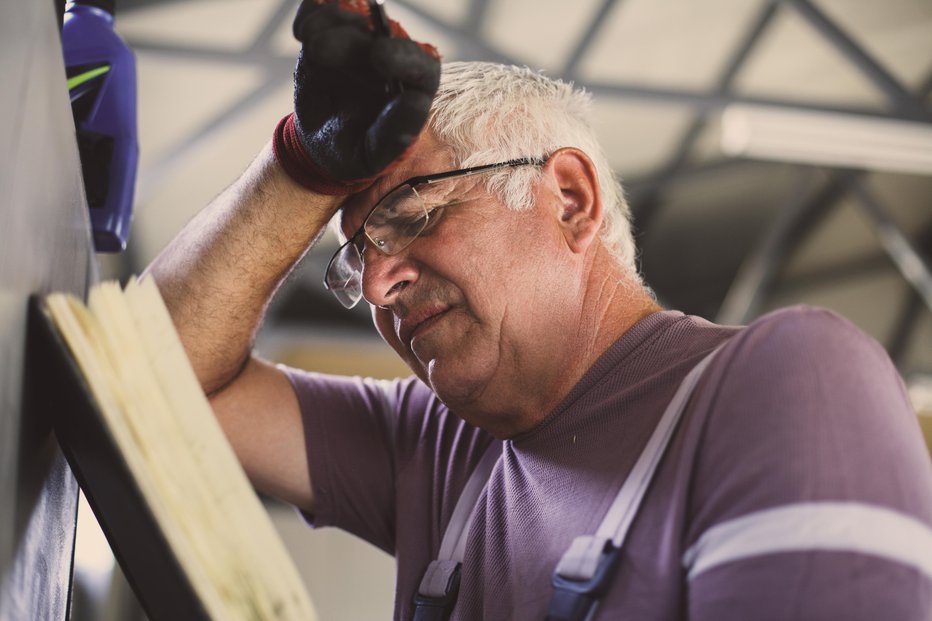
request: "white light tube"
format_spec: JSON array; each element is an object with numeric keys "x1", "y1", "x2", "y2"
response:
[{"x1": 721, "y1": 104, "x2": 932, "y2": 176}]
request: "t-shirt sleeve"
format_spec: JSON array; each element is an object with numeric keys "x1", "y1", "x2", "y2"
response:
[
  {"x1": 280, "y1": 368, "x2": 430, "y2": 554},
  {"x1": 280, "y1": 366, "x2": 493, "y2": 562},
  {"x1": 684, "y1": 306, "x2": 932, "y2": 620}
]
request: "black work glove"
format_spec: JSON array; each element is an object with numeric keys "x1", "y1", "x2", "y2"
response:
[{"x1": 273, "y1": 0, "x2": 441, "y2": 195}]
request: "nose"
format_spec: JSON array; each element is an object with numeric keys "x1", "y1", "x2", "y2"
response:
[{"x1": 360, "y1": 242, "x2": 420, "y2": 307}]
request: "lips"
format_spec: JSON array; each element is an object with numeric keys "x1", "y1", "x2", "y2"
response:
[{"x1": 398, "y1": 305, "x2": 452, "y2": 346}]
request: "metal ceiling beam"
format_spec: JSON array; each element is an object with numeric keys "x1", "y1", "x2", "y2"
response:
[
  {"x1": 763, "y1": 247, "x2": 930, "y2": 371},
  {"x1": 919, "y1": 68, "x2": 932, "y2": 101},
  {"x1": 129, "y1": 32, "x2": 914, "y2": 128},
  {"x1": 775, "y1": 252, "x2": 893, "y2": 296},
  {"x1": 771, "y1": 219, "x2": 930, "y2": 293},
  {"x1": 583, "y1": 81, "x2": 917, "y2": 121},
  {"x1": 888, "y1": 289, "x2": 925, "y2": 365},
  {"x1": 626, "y1": 157, "x2": 749, "y2": 200},
  {"x1": 713, "y1": 3, "x2": 931, "y2": 338},
  {"x1": 716, "y1": 169, "x2": 854, "y2": 325},
  {"x1": 393, "y1": 0, "x2": 917, "y2": 124},
  {"x1": 717, "y1": 162, "x2": 932, "y2": 334},
  {"x1": 125, "y1": 0, "x2": 513, "y2": 207},
  {"x1": 464, "y1": 0, "x2": 490, "y2": 36},
  {"x1": 393, "y1": 0, "x2": 516, "y2": 64},
  {"x1": 135, "y1": 74, "x2": 289, "y2": 203},
  {"x1": 716, "y1": 1, "x2": 781, "y2": 92},
  {"x1": 128, "y1": 0, "x2": 298, "y2": 209},
  {"x1": 249, "y1": 0, "x2": 298, "y2": 54},
  {"x1": 561, "y1": 0, "x2": 622, "y2": 77},
  {"x1": 123, "y1": 38, "x2": 296, "y2": 70},
  {"x1": 849, "y1": 179, "x2": 932, "y2": 316},
  {"x1": 780, "y1": 0, "x2": 929, "y2": 121},
  {"x1": 632, "y1": 0, "x2": 779, "y2": 234},
  {"x1": 888, "y1": 221, "x2": 932, "y2": 362}
]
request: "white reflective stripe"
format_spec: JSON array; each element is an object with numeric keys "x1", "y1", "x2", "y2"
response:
[
  {"x1": 683, "y1": 502, "x2": 932, "y2": 581},
  {"x1": 598, "y1": 345, "x2": 723, "y2": 546},
  {"x1": 439, "y1": 440, "x2": 502, "y2": 562}
]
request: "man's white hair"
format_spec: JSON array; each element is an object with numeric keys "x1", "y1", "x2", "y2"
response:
[{"x1": 428, "y1": 61, "x2": 639, "y2": 279}]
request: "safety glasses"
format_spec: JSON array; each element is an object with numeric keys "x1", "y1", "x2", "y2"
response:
[{"x1": 324, "y1": 157, "x2": 545, "y2": 308}]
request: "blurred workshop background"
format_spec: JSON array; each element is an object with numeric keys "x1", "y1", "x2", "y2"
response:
[
  {"x1": 101, "y1": 0, "x2": 932, "y2": 401},
  {"x1": 17, "y1": 0, "x2": 932, "y2": 619}
]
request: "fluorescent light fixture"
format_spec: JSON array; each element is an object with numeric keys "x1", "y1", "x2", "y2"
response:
[{"x1": 721, "y1": 104, "x2": 932, "y2": 176}]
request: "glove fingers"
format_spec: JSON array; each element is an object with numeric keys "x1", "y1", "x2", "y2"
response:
[
  {"x1": 364, "y1": 90, "x2": 434, "y2": 173},
  {"x1": 305, "y1": 25, "x2": 374, "y2": 69},
  {"x1": 371, "y1": 38, "x2": 441, "y2": 93},
  {"x1": 287, "y1": 0, "x2": 441, "y2": 187},
  {"x1": 294, "y1": 3, "x2": 368, "y2": 40}
]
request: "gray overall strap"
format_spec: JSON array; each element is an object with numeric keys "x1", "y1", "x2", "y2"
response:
[
  {"x1": 547, "y1": 345, "x2": 725, "y2": 621},
  {"x1": 413, "y1": 439, "x2": 503, "y2": 621}
]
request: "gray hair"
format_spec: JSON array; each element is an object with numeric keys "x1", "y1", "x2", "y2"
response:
[{"x1": 428, "y1": 61, "x2": 639, "y2": 279}]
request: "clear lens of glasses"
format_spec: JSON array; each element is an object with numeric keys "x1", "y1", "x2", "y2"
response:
[
  {"x1": 323, "y1": 157, "x2": 543, "y2": 309},
  {"x1": 324, "y1": 185, "x2": 430, "y2": 308},
  {"x1": 325, "y1": 241, "x2": 365, "y2": 308},
  {"x1": 364, "y1": 186, "x2": 431, "y2": 254}
]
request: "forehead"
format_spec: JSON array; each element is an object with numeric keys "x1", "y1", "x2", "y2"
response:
[{"x1": 338, "y1": 133, "x2": 455, "y2": 236}]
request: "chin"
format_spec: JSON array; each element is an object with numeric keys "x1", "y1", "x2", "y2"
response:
[{"x1": 424, "y1": 356, "x2": 490, "y2": 412}]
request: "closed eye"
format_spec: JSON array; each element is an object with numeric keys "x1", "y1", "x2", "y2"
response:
[
  {"x1": 423, "y1": 198, "x2": 469, "y2": 213},
  {"x1": 420, "y1": 199, "x2": 471, "y2": 233}
]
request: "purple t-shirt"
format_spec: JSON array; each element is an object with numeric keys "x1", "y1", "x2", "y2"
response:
[{"x1": 285, "y1": 307, "x2": 932, "y2": 620}]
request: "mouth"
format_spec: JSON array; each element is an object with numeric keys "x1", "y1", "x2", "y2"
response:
[{"x1": 398, "y1": 305, "x2": 452, "y2": 347}]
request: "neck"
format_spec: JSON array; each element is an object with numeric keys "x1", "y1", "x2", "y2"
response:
[{"x1": 573, "y1": 268, "x2": 663, "y2": 385}]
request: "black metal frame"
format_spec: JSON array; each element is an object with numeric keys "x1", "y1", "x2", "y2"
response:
[{"x1": 323, "y1": 157, "x2": 545, "y2": 308}]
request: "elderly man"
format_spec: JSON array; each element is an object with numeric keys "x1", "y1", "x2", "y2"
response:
[{"x1": 147, "y1": 2, "x2": 932, "y2": 619}]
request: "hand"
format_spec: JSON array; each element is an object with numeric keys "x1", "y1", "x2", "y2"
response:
[{"x1": 274, "y1": 0, "x2": 441, "y2": 195}]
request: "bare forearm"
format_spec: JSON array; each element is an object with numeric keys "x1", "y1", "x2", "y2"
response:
[{"x1": 145, "y1": 141, "x2": 341, "y2": 393}]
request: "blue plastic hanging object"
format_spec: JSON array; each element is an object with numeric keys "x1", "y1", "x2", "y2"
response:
[{"x1": 62, "y1": 0, "x2": 138, "y2": 252}]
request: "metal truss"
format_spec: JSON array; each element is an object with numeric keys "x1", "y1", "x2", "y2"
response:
[
  {"x1": 122, "y1": 0, "x2": 932, "y2": 204},
  {"x1": 850, "y1": 179, "x2": 932, "y2": 315},
  {"x1": 118, "y1": 0, "x2": 932, "y2": 362}
]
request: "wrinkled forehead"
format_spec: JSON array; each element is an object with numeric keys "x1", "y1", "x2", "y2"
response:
[{"x1": 335, "y1": 134, "x2": 457, "y2": 239}]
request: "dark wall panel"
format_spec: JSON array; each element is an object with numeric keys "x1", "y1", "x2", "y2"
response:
[{"x1": 0, "y1": 0, "x2": 95, "y2": 618}]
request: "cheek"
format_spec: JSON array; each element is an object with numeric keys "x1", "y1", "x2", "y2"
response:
[
  {"x1": 465, "y1": 222, "x2": 549, "y2": 299},
  {"x1": 432, "y1": 213, "x2": 514, "y2": 296}
]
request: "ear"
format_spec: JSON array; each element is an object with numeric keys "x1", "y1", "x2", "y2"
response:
[{"x1": 542, "y1": 148, "x2": 603, "y2": 254}]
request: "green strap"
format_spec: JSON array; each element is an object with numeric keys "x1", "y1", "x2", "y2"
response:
[{"x1": 68, "y1": 65, "x2": 110, "y2": 91}]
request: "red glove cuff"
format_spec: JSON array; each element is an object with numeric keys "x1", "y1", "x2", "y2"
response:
[{"x1": 272, "y1": 113, "x2": 374, "y2": 196}]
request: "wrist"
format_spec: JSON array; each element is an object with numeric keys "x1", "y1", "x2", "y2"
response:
[
  {"x1": 272, "y1": 114, "x2": 375, "y2": 196},
  {"x1": 259, "y1": 140, "x2": 343, "y2": 223}
]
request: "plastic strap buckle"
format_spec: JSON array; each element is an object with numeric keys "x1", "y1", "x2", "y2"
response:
[
  {"x1": 546, "y1": 536, "x2": 621, "y2": 621},
  {"x1": 413, "y1": 559, "x2": 462, "y2": 621}
]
